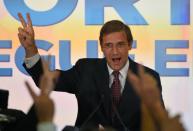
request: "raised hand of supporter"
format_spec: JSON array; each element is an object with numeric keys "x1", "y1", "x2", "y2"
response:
[
  {"x1": 161, "y1": 115, "x2": 185, "y2": 131},
  {"x1": 18, "y1": 13, "x2": 38, "y2": 58},
  {"x1": 127, "y1": 65, "x2": 161, "y2": 108},
  {"x1": 25, "y1": 58, "x2": 59, "y2": 123},
  {"x1": 128, "y1": 66, "x2": 185, "y2": 131},
  {"x1": 25, "y1": 81, "x2": 54, "y2": 123},
  {"x1": 40, "y1": 57, "x2": 60, "y2": 95}
]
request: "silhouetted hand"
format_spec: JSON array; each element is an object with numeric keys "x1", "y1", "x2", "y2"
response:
[
  {"x1": 128, "y1": 66, "x2": 185, "y2": 131},
  {"x1": 161, "y1": 115, "x2": 185, "y2": 131},
  {"x1": 25, "y1": 58, "x2": 60, "y2": 123},
  {"x1": 127, "y1": 65, "x2": 160, "y2": 108}
]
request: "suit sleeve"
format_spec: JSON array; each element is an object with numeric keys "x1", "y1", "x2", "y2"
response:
[
  {"x1": 23, "y1": 59, "x2": 83, "y2": 94},
  {"x1": 150, "y1": 70, "x2": 165, "y2": 108},
  {"x1": 23, "y1": 59, "x2": 43, "y2": 87}
]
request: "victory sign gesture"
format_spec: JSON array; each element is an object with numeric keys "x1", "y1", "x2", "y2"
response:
[{"x1": 18, "y1": 13, "x2": 38, "y2": 58}]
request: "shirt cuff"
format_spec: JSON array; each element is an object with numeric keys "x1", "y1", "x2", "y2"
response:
[
  {"x1": 37, "y1": 121, "x2": 57, "y2": 131},
  {"x1": 24, "y1": 53, "x2": 40, "y2": 68}
]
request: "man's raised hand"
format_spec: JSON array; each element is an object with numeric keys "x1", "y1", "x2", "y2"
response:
[{"x1": 18, "y1": 13, "x2": 38, "y2": 57}]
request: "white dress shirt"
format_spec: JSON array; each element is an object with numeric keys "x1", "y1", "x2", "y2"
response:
[{"x1": 107, "y1": 60, "x2": 129, "y2": 93}]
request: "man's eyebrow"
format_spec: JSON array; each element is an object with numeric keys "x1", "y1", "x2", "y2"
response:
[
  {"x1": 117, "y1": 41, "x2": 126, "y2": 44},
  {"x1": 103, "y1": 42, "x2": 112, "y2": 45}
]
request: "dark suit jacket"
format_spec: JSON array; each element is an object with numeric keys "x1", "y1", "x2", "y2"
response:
[{"x1": 24, "y1": 57, "x2": 164, "y2": 131}]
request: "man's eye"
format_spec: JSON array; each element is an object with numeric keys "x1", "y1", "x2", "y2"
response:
[
  {"x1": 105, "y1": 43, "x2": 112, "y2": 48},
  {"x1": 118, "y1": 43, "x2": 126, "y2": 47}
]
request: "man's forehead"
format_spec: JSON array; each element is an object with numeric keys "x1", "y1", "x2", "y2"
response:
[{"x1": 102, "y1": 32, "x2": 127, "y2": 42}]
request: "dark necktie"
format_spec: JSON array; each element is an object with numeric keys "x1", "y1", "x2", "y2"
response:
[{"x1": 111, "y1": 71, "x2": 121, "y2": 107}]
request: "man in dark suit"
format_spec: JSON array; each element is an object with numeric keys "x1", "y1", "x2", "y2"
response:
[{"x1": 18, "y1": 13, "x2": 164, "y2": 131}]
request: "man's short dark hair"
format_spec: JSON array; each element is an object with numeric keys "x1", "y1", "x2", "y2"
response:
[{"x1": 99, "y1": 20, "x2": 133, "y2": 45}]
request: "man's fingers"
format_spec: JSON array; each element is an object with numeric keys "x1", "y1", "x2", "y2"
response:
[
  {"x1": 53, "y1": 70, "x2": 60, "y2": 83},
  {"x1": 39, "y1": 75, "x2": 49, "y2": 95},
  {"x1": 138, "y1": 64, "x2": 145, "y2": 79},
  {"x1": 18, "y1": 28, "x2": 32, "y2": 41},
  {"x1": 145, "y1": 74, "x2": 157, "y2": 88},
  {"x1": 25, "y1": 81, "x2": 37, "y2": 100},
  {"x1": 18, "y1": 13, "x2": 27, "y2": 28},
  {"x1": 128, "y1": 70, "x2": 142, "y2": 96},
  {"x1": 42, "y1": 55, "x2": 53, "y2": 75},
  {"x1": 27, "y1": 13, "x2": 33, "y2": 27},
  {"x1": 173, "y1": 114, "x2": 181, "y2": 120},
  {"x1": 42, "y1": 58, "x2": 50, "y2": 74},
  {"x1": 18, "y1": 27, "x2": 29, "y2": 35},
  {"x1": 39, "y1": 75, "x2": 53, "y2": 96},
  {"x1": 18, "y1": 33, "x2": 25, "y2": 42},
  {"x1": 48, "y1": 54, "x2": 52, "y2": 66}
]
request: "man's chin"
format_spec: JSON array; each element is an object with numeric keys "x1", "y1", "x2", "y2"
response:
[{"x1": 111, "y1": 65, "x2": 122, "y2": 71}]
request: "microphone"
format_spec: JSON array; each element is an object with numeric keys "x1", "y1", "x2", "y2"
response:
[
  {"x1": 62, "y1": 126, "x2": 79, "y2": 131},
  {"x1": 80, "y1": 94, "x2": 104, "y2": 130},
  {"x1": 112, "y1": 105, "x2": 130, "y2": 131},
  {"x1": 110, "y1": 87, "x2": 130, "y2": 131},
  {"x1": 0, "y1": 113, "x2": 16, "y2": 123}
]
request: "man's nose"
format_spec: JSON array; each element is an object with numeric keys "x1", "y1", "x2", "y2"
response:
[{"x1": 112, "y1": 46, "x2": 118, "y2": 54}]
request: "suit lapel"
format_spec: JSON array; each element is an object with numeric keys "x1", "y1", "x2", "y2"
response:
[
  {"x1": 119, "y1": 58, "x2": 138, "y2": 107},
  {"x1": 93, "y1": 59, "x2": 112, "y2": 122}
]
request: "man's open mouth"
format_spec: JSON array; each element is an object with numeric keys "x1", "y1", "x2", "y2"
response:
[{"x1": 112, "y1": 58, "x2": 121, "y2": 62}]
